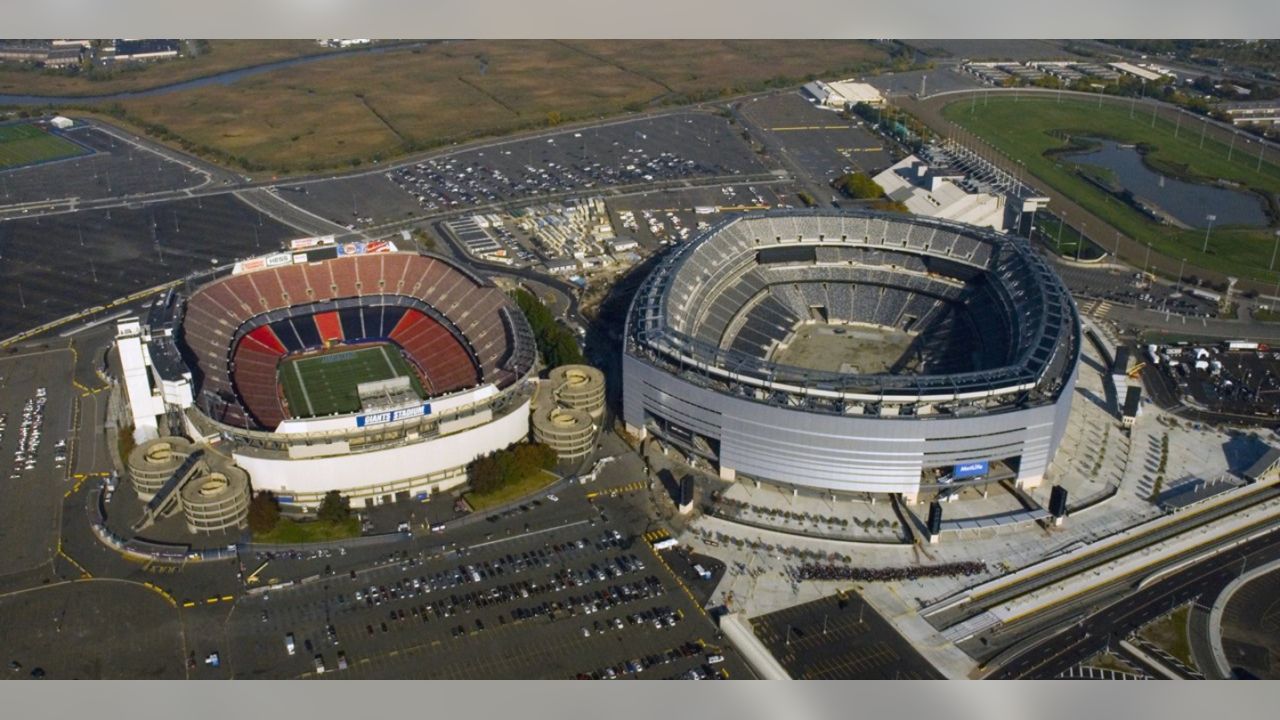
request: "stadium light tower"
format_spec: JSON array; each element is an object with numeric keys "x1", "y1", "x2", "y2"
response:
[{"x1": 1202, "y1": 214, "x2": 1217, "y2": 253}]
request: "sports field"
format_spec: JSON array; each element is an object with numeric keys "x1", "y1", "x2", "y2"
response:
[
  {"x1": 0, "y1": 123, "x2": 88, "y2": 169},
  {"x1": 278, "y1": 344, "x2": 425, "y2": 418},
  {"x1": 942, "y1": 96, "x2": 1280, "y2": 282}
]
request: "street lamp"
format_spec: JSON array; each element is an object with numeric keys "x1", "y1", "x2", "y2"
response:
[
  {"x1": 1177, "y1": 258, "x2": 1186, "y2": 293},
  {"x1": 1202, "y1": 214, "x2": 1216, "y2": 253},
  {"x1": 1143, "y1": 242, "x2": 1152, "y2": 280},
  {"x1": 1270, "y1": 229, "x2": 1280, "y2": 272}
]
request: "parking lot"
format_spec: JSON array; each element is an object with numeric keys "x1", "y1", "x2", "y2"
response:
[
  {"x1": 0, "y1": 578, "x2": 186, "y2": 679},
  {"x1": 604, "y1": 182, "x2": 797, "y2": 252},
  {"x1": 0, "y1": 124, "x2": 208, "y2": 207},
  {"x1": 221, "y1": 491, "x2": 751, "y2": 679},
  {"x1": 281, "y1": 112, "x2": 768, "y2": 229},
  {"x1": 0, "y1": 344, "x2": 76, "y2": 581},
  {"x1": 0, "y1": 193, "x2": 298, "y2": 339},
  {"x1": 1149, "y1": 343, "x2": 1280, "y2": 419},
  {"x1": 750, "y1": 591, "x2": 942, "y2": 680},
  {"x1": 1051, "y1": 260, "x2": 1221, "y2": 320},
  {"x1": 737, "y1": 92, "x2": 894, "y2": 189}
]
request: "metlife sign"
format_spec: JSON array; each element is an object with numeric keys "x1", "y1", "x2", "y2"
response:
[
  {"x1": 953, "y1": 461, "x2": 989, "y2": 479},
  {"x1": 356, "y1": 403, "x2": 432, "y2": 428}
]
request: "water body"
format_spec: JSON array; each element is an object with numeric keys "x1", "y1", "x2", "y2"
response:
[
  {"x1": 0, "y1": 41, "x2": 433, "y2": 106},
  {"x1": 1064, "y1": 137, "x2": 1269, "y2": 228}
]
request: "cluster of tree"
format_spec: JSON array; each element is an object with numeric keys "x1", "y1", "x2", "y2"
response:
[
  {"x1": 510, "y1": 288, "x2": 583, "y2": 368},
  {"x1": 248, "y1": 490, "x2": 281, "y2": 533},
  {"x1": 833, "y1": 172, "x2": 885, "y2": 200},
  {"x1": 316, "y1": 490, "x2": 352, "y2": 524},
  {"x1": 468, "y1": 442, "x2": 558, "y2": 495}
]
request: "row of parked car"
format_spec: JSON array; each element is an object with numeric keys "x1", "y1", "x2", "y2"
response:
[{"x1": 575, "y1": 641, "x2": 725, "y2": 680}]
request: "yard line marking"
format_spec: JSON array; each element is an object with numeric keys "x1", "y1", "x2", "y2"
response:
[{"x1": 292, "y1": 360, "x2": 316, "y2": 416}]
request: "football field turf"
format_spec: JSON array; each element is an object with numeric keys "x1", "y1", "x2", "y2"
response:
[
  {"x1": 278, "y1": 344, "x2": 425, "y2": 418},
  {"x1": 0, "y1": 123, "x2": 88, "y2": 168}
]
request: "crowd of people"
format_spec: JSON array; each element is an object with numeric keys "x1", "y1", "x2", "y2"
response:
[{"x1": 792, "y1": 560, "x2": 987, "y2": 582}]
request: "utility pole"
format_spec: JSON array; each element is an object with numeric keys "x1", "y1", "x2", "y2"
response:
[
  {"x1": 1228, "y1": 133, "x2": 1236, "y2": 162},
  {"x1": 1200, "y1": 118, "x2": 1208, "y2": 149},
  {"x1": 1143, "y1": 242, "x2": 1152, "y2": 279}
]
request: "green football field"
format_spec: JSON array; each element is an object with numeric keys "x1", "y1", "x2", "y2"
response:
[
  {"x1": 0, "y1": 123, "x2": 88, "y2": 169},
  {"x1": 278, "y1": 344, "x2": 425, "y2": 418}
]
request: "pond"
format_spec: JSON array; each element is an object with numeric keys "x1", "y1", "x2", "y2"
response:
[{"x1": 1063, "y1": 137, "x2": 1270, "y2": 228}]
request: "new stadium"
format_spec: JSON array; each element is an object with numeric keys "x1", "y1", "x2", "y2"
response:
[
  {"x1": 119, "y1": 237, "x2": 537, "y2": 512},
  {"x1": 622, "y1": 210, "x2": 1080, "y2": 500}
]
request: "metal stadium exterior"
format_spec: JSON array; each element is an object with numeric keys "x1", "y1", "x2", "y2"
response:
[
  {"x1": 125, "y1": 240, "x2": 538, "y2": 510},
  {"x1": 622, "y1": 210, "x2": 1080, "y2": 499}
]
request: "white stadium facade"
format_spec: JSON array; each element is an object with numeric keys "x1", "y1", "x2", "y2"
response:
[
  {"x1": 622, "y1": 210, "x2": 1081, "y2": 501},
  {"x1": 118, "y1": 237, "x2": 537, "y2": 511}
]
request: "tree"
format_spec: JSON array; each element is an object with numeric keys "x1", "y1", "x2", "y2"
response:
[
  {"x1": 510, "y1": 288, "x2": 584, "y2": 368},
  {"x1": 248, "y1": 491, "x2": 280, "y2": 533},
  {"x1": 469, "y1": 454, "x2": 504, "y2": 494},
  {"x1": 834, "y1": 172, "x2": 884, "y2": 200},
  {"x1": 316, "y1": 490, "x2": 350, "y2": 524},
  {"x1": 467, "y1": 442, "x2": 559, "y2": 495}
]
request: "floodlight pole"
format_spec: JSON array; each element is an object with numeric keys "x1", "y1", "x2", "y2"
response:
[
  {"x1": 1202, "y1": 215, "x2": 1216, "y2": 253},
  {"x1": 1271, "y1": 230, "x2": 1280, "y2": 272}
]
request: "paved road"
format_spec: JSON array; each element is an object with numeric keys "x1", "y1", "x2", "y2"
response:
[
  {"x1": 929, "y1": 482, "x2": 1280, "y2": 630},
  {"x1": 984, "y1": 525, "x2": 1280, "y2": 679}
]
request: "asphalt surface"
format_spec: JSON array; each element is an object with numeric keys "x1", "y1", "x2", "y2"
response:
[
  {"x1": 0, "y1": 343, "x2": 77, "y2": 578},
  {"x1": 930, "y1": 483, "x2": 1280, "y2": 631},
  {"x1": 751, "y1": 590, "x2": 943, "y2": 679},
  {"x1": 984, "y1": 525, "x2": 1280, "y2": 679}
]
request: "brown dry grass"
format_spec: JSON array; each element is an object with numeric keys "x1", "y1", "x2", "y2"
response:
[
  {"x1": 0, "y1": 40, "x2": 336, "y2": 97},
  {"x1": 99, "y1": 40, "x2": 888, "y2": 173}
]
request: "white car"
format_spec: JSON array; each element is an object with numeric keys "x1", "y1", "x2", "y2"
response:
[{"x1": 546, "y1": 494, "x2": 559, "y2": 502}]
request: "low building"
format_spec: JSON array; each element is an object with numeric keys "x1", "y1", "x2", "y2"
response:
[
  {"x1": 802, "y1": 80, "x2": 883, "y2": 109},
  {"x1": 1108, "y1": 62, "x2": 1162, "y2": 83},
  {"x1": 872, "y1": 155, "x2": 1006, "y2": 232},
  {"x1": 50, "y1": 116, "x2": 74, "y2": 130},
  {"x1": 111, "y1": 39, "x2": 180, "y2": 63},
  {"x1": 1244, "y1": 446, "x2": 1280, "y2": 484},
  {"x1": 608, "y1": 237, "x2": 639, "y2": 254},
  {"x1": 1220, "y1": 100, "x2": 1280, "y2": 127},
  {"x1": 544, "y1": 257, "x2": 578, "y2": 275}
]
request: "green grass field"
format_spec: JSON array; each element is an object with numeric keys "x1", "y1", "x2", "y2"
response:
[
  {"x1": 0, "y1": 123, "x2": 87, "y2": 168},
  {"x1": 463, "y1": 470, "x2": 559, "y2": 511},
  {"x1": 942, "y1": 97, "x2": 1280, "y2": 282},
  {"x1": 252, "y1": 517, "x2": 361, "y2": 544},
  {"x1": 278, "y1": 344, "x2": 424, "y2": 418}
]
